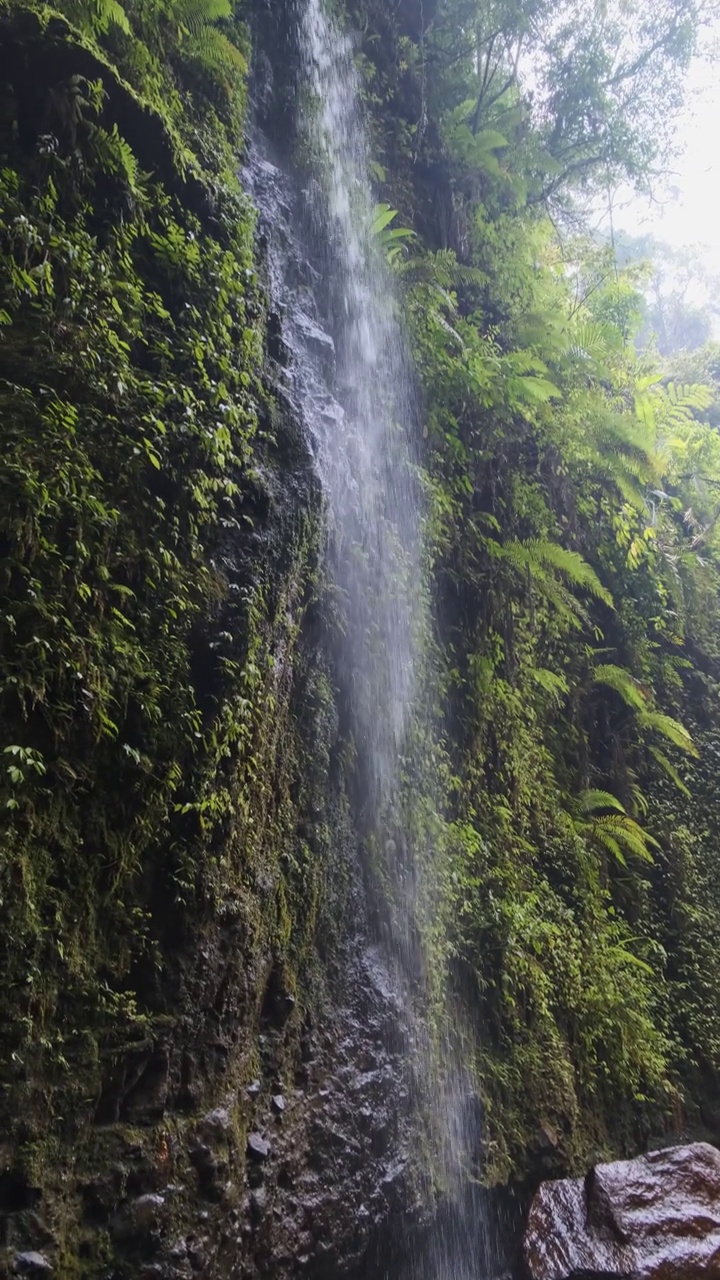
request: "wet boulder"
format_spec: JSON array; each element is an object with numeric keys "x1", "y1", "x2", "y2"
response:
[{"x1": 524, "y1": 1142, "x2": 720, "y2": 1280}]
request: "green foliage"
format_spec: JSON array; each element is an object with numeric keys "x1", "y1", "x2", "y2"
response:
[
  {"x1": 370, "y1": 203, "x2": 416, "y2": 263},
  {"x1": 354, "y1": 0, "x2": 720, "y2": 1179},
  {"x1": 0, "y1": 7, "x2": 345, "y2": 1267},
  {"x1": 499, "y1": 539, "x2": 614, "y2": 610}
]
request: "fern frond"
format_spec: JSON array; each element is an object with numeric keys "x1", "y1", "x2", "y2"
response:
[
  {"x1": 530, "y1": 668, "x2": 569, "y2": 703},
  {"x1": 578, "y1": 789, "x2": 627, "y2": 815},
  {"x1": 594, "y1": 814, "x2": 658, "y2": 862},
  {"x1": 639, "y1": 710, "x2": 698, "y2": 756},
  {"x1": 594, "y1": 829, "x2": 627, "y2": 866},
  {"x1": 171, "y1": 0, "x2": 232, "y2": 32},
  {"x1": 592, "y1": 663, "x2": 647, "y2": 711},
  {"x1": 540, "y1": 577, "x2": 590, "y2": 631},
  {"x1": 503, "y1": 539, "x2": 613, "y2": 608},
  {"x1": 566, "y1": 321, "x2": 623, "y2": 375},
  {"x1": 64, "y1": 0, "x2": 130, "y2": 34},
  {"x1": 630, "y1": 782, "x2": 650, "y2": 817},
  {"x1": 400, "y1": 248, "x2": 486, "y2": 292},
  {"x1": 90, "y1": 124, "x2": 140, "y2": 197},
  {"x1": 648, "y1": 745, "x2": 692, "y2": 797},
  {"x1": 181, "y1": 27, "x2": 247, "y2": 77}
]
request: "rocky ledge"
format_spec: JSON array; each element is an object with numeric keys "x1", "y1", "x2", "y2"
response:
[{"x1": 524, "y1": 1142, "x2": 720, "y2": 1280}]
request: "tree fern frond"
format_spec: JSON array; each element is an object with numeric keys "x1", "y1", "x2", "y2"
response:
[
  {"x1": 592, "y1": 663, "x2": 648, "y2": 710},
  {"x1": 171, "y1": 0, "x2": 232, "y2": 33},
  {"x1": 530, "y1": 667, "x2": 569, "y2": 703},
  {"x1": 541, "y1": 577, "x2": 590, "y2": 630},
  {"x1": 64, "y1": 0, "x2": 130, "y2": 34},
  {"x1": 181, "y1": 26, "x2": 247, "y2": 77},
  {"x1": 590, "y1": 826, "x2": 627, "y2": 866},
  {"x1": 400, "y1": 248, "x2": 486, "y2": 292},
  {"x1": 648, "y1": 745, "x2": 692, "y2": 797},
  {"x1": 578, "y1": 789, "x2": 627, "y2": 815},
  {"x1": 594, "y1": 814, "x2": 658, "y2": 862},
  {"x1": 639, "y1": 710, "x2": 698, "y2": 756},
  {"x1": 566, "y1": 321, "x2": 623, "y2": 375},
  {"x1": 502, "y1": 539, "x2": 613, "y2": 608},
  {"x1": 630, "y1": 782, "x2": 650, "y2": 817}
]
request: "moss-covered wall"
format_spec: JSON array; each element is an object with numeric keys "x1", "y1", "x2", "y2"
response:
[{"x1": 0, "y1": 2, "x2": 389, "y2": 1272}]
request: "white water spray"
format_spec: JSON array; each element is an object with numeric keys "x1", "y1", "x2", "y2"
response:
[{"x1": 299, "y1": 0, "x2": 421, "y2": 799}]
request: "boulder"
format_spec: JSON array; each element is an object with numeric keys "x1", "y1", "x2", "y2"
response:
[{"x1": 524, "y1": 1142, "x2": 720, "y2": 1280}]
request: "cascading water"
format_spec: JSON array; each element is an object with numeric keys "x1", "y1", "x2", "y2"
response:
[
  {"x1": 248, "y1": 0, "x2": 507, "y2": 1275},
  {"x1": 295, "y1": 5, "x2": 500, "y2": 1276},
  {"x1": 298, "y1": 0, "x2": 421, "y2": 807}
]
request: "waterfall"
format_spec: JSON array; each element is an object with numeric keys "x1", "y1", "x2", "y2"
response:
[
  {"x1": 248, "y1": 0, "x2": 506, "y2": 1274},
  {"x1": 298, "y1": 0, "x2": 421, "y2": 805},
  {"x1": 293, "y1": 1, "x2": 496, "y2": 1275}
]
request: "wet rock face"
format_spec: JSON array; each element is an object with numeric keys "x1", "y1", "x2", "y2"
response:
[
  {"x1": 524, "y1": 1142, "x2": 720, "y2": 1280},
  {"x1": 18, "y1": 944, "x2": 416, "y2": 1280},
  {"x1": 231, "y1": 945, "x2": 419, "y2": 1280}
]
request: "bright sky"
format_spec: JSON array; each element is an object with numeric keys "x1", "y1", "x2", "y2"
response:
[{"x1": 610, "y1": 30, "x2": 720, "y2": 289}]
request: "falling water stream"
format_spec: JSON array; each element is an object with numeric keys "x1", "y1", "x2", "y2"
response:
[
  {"x1": 249, "y1": 0, "x2": 505, "y2": 1274},
  {"x1": 295, "y1": 4, "x2": 500, "y2": 1275},
  {"x1": 298, "y1": 0, "x2": 421, "y2": 801}
]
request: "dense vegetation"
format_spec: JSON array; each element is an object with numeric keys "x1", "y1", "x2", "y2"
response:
[
  {"x1": 352, "y1": 0, "x2": 720, "y2": 1175},
  {"x1": 2, "y1": 0, "x2": 720, "y2": 1268},
  {"x1": 0, "y1": 0, "x2": 349, "y2": 1268}
]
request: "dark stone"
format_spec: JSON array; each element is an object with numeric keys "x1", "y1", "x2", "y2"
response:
[
  {"x1": 110, "y1": 1192, "x2": 166, "y2": 1242},
  {"x1": 250, "y1": 1188, "x2": 268, "y2": 1221},
  {"x1": 260, "y1": 968, "x2": 297, "y2": 1029},
  {"x1": 524, "y1": 1142, "x2": 720, "y2": 1280},
  {"x1": 132, "y1": 1194, "x2": 166, "y2": 1230},
  {"x1": 247, "y1": 1133, "x2": 271, "y2": 1162},
  {"x1": 0, "y1": 1172, "x2": 40, "y2": 1215},
  {"x1": 13, "y1": 1254, "x2": 53, "y2": 1275},
  {"x1": 200, "y1": 1107, "x2": 233, "y2": 1139}
]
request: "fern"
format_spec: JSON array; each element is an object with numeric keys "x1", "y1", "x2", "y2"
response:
[
  {"x1": 648, "y1": 745, "x2": 692, "y2": 797},
  {"x1": 639, "y1": 710, "x2": 698, "y2": 757},
  {"x1": 90, "y1": 124, "x2": 140, "y2": 197},
  {"x1": 62, "y1": 0, "x2": 130, "y2": 35},
  {"x1": 530, "y1": 668, "x2": 569, "y2": 704},
  {"x1": 501, "y1": 539, "x2": 613, "y2": 608},
  {"x1": 170, "y1": 0, "x2": 233, "y2": 33},
  {"x1": 573, "y1": 790, "x2": 659, "y2": 865},
  {"x1": 592, "y1": 663, "x2": 648, "y2": 711},
  {"x1": 594, "y1": 814, "x2": 659, "y2": 863},
  {"x1": 565, "y1": 320, "x2": 623, "y2": 376},
  {"x1": 399, "y1": 249, "x2": 487, "y2": 300},
  {"x1": 636, "y1": 378, "x2": 713, "y2": 433},
  {"x1": 578, "y1": 789, "x2": 626, "y2": 815},
  {"x1": 181, "y1": 27, "x2": 247, "y2": 78}
]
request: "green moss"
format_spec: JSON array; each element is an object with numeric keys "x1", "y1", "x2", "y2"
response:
[{"x1": 0, "y1": 0, "x2": 360, "y2": 1266}]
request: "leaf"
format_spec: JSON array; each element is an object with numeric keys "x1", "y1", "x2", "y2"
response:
[
  {"x1": 530, "y1": 668, "x2": 569, "y2": 703},
  {"x1": 639, "y1": 710, "x2": 698, "y2": 757},
  {"x1": 370, "y1": 205, "x2": 400, "y2": 236},
  {"x1": 648, "y1": 746, "x2": 691, "y2": 797},
  {"x1": 592, "y1": 664, "x2": 647, "y2": 711},
  {"x1": 578, "y1": 789, "x2": 627, "y2": 815},
  {"x1": 502, "y1": 540, "x2": 614, "y2": 609}
]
